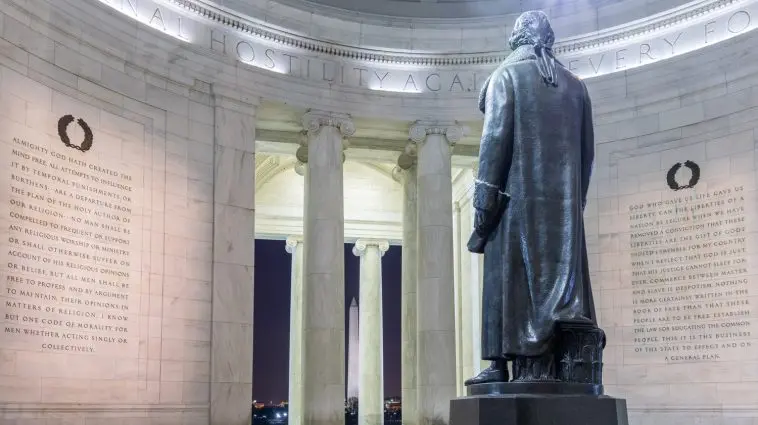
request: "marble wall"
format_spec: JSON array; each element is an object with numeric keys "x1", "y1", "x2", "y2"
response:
[
  {"x1": 582, "y1": 34, "x2": 758, "y2": 424},
  {"x1": 4, "y1": 0, "x2": 758, "y2": 424},
  {"x1": 0, "y1": 1, "x2": 256, "y2": 423}
]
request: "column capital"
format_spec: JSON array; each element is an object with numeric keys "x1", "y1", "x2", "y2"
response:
[
  {"x1": 392, "y1": 166, "x2": 404, "y2": 183},
  {"x1": 302, "y1": 110, "x2": 356, "y2": 138},
  {"x1": 409, "y1": 121, "x2": 464, "y2": 145},
  {"x1": 352, "y1": 239, "x2": 390, "y2": 257},
  {"x1": 294, "y1": 161, "x2": 306, "y2": 176},
  {"x1": 285, "y1": 235, "x2": 303, "y2": 254}
]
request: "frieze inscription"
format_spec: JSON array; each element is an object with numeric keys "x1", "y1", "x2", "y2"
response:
[{"x1": 96, "y1": 0, "x2": 758, "y2": 93}]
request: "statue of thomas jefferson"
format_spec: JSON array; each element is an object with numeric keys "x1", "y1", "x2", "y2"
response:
[{"x1": 466, "y1": 10, "x2": 599, "y2": 386}]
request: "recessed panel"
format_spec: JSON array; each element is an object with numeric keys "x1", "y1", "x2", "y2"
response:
[{"x1": 0, "y1": 65, "x2": 150, "y2": 403}]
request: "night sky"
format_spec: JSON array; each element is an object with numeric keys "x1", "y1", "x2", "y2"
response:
[{"x1": 253, "y1": 239, "x2": 403, "y2": 403}]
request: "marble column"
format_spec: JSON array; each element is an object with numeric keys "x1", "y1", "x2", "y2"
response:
[
  {"x1": 458, "y1": 177, "x2": 476, "y2": 385},
  {"x1": 469, "y1": 212, "x2": 488, "y2": 374},
  {"x1": 287, "y1": 236, "x2": 305, "y2": 425},
  {"x1": 409, "y1": 121, "x2": 462, "y2": 425},
  {"x1": 393, "y1": 149, "x2": 418, "y2": 425},
  {"x1": 452, "y1": 201, "x2": 464, "y2": 396},
  {"x1": 299, "y1": 110, "x2": 354, "y2": 425},
  {"x1": 467, "y1": 166, "x2": 489, "y2": 374},
  {"x1": 210, "y1": 89, "x2": 257, "y2": 425},
  {"x1": 353, "y1": 239, "x2": 390, "y2": 425}
]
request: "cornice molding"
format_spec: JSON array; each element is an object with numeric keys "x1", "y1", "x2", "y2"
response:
[
  {"x1": 255, "y1": 129, "x2": 480, "y2": 158},
  {"x1": 254, "y1": 155, "x2": 400, "y2": 191},
  {"x1": 172, "y1": 0, "x2": 742, "y2": 67},
  {"x1": 255, "y1": 213, "x2": 403, "y2": 243}
]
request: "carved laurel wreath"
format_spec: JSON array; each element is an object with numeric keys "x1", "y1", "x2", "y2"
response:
[
  {"x1": 57, "y1": 114, "x2": 94, "y2": 153},
  {"x1": 666, "y1": 160, "x2": 701, "y2": 191}
]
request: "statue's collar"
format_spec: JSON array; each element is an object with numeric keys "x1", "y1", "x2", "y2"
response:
[
  {"x1": 477, "y1": 46, "x2": 537, "y2": 113},
  {"x1": 503, "y1": 45, "x2": 539, "y2": 65}
]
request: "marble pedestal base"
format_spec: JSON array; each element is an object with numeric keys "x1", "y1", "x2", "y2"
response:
[{"x1": 450, "y1": 394, "x2": 629, "y2": 425}]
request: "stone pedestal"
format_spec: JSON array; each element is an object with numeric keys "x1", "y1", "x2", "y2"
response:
[{"x1": 450, "y1": 395, "x2": 628, "y2": 425}]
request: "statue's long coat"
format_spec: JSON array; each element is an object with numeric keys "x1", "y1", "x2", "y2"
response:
[{"x1": 472, "y1": 45, "x2": 597, "y2": 358}]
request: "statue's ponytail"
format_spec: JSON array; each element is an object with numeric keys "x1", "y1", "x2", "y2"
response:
[{"x1": 508, "y1": 10, "x2": 558, "y2": 87}]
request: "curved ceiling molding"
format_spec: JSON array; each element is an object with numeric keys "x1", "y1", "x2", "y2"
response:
[
  {"x1": 101, "y1": 0, "x2": 756, "y2": 92},
  {"x1": 172, "y1": 0, "x2": 744, "y2": 63},
  {"x1": 255, "y1": 156, "x2": 298, "y2": 191},
  {"x1": 255, "y1": 156, "x2": 400, "y2": 191},
  {"x1": 356, "y1": 162, "x2": 400, "y2": 184}
]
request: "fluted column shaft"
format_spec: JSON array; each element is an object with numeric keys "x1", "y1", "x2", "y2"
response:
[
  {"x1": 467, "y1": 167, "x2": 487, "y2": 374},
  {"x1": 410, "y1": 122, "x2": 462, "y2": 425},
  {"x1": 353, "y1": 239, "x2": 390, "y2": 425},
  {"x1": 452, "y1": 201, "x2": 464, "y2": 396},
  {"x1": 300, "y1": 110, "x2": 354, "y2": 425},
  {"x1": 394, "y1": 151, "x2": 418, "y2": 425},
  {"x1": 457, "y1": 174, "x2": 477, "y2": 387},
  {"x1": 287, "y1": 236, "x2": 305, "y2": 425}
]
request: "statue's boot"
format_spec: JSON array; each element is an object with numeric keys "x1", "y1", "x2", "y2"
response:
[{"x1": 464, "y1": 359, "x2": 509, "y2": 386}]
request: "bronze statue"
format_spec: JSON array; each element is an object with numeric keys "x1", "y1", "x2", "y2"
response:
[{"x1": 466, "y1": 10, "x2": 600, "y2": 387}]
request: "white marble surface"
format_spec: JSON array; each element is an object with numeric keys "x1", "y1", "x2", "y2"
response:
[
  {"x1": 452, "y1": 201, "x2": 464, "y2": 396},
  {"x1": 210, "y1": 95, "x2": 256, "y2": 425},
  {"x1": 397, "y1": 158, "x2": 419, "y2": 425},
  {"x1": 9, "y1": 0, "x2": 758, "y2": 125},
  {"x1": 215, "y1": 145, "x2": 256, "y2": 210},
  {"x1": 6, "y1": 0, "x2": 758, "y2": 423},
  {"x1": 0, "y1": 29, "x2": 260, "y2": 424},
  {"x1": 411, "y1": 123, "x2": 459, "y2": 425},
  {"x1": 255, "y1": 160, "x2": 404, "y2": 242},
  {"x1": 287, "y1": 236, "x2": 305, "y2": 425},
  {"x1": 450, "y1": 175, "x2": 484, "y2": 387},
  {"x1": 302, "y1": 112, "x2": 351, "y2": 425},
  {"x1": 353, "y1": 239, "x2": 389, "y2": 425},
  {"x1": 347, "y1": 297, "x2": 359, "y2": 401}
]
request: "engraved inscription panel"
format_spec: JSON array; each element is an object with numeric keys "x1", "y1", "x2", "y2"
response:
[
  {"x1": 0, "y1": 115, "x2": 144, "y2": 362},
  {"x1": 618, "y1": 179, "x2": 757, "y2": 375}
]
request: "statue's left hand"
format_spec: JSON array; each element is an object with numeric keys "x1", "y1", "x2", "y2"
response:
[
  {"x1": 469, "y1": 210, "x2": 490, "y2": 253},
  {"x1": 467, "y1": 230, "x2": 487, "y2": 253},
  {"x1": 469, "y1": 192, "x2": 508, "y2": 253}
]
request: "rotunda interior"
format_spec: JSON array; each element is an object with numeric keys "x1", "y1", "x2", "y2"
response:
[{"x1": 0, "y1": 0, "x2": 757, "y2": 424}]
